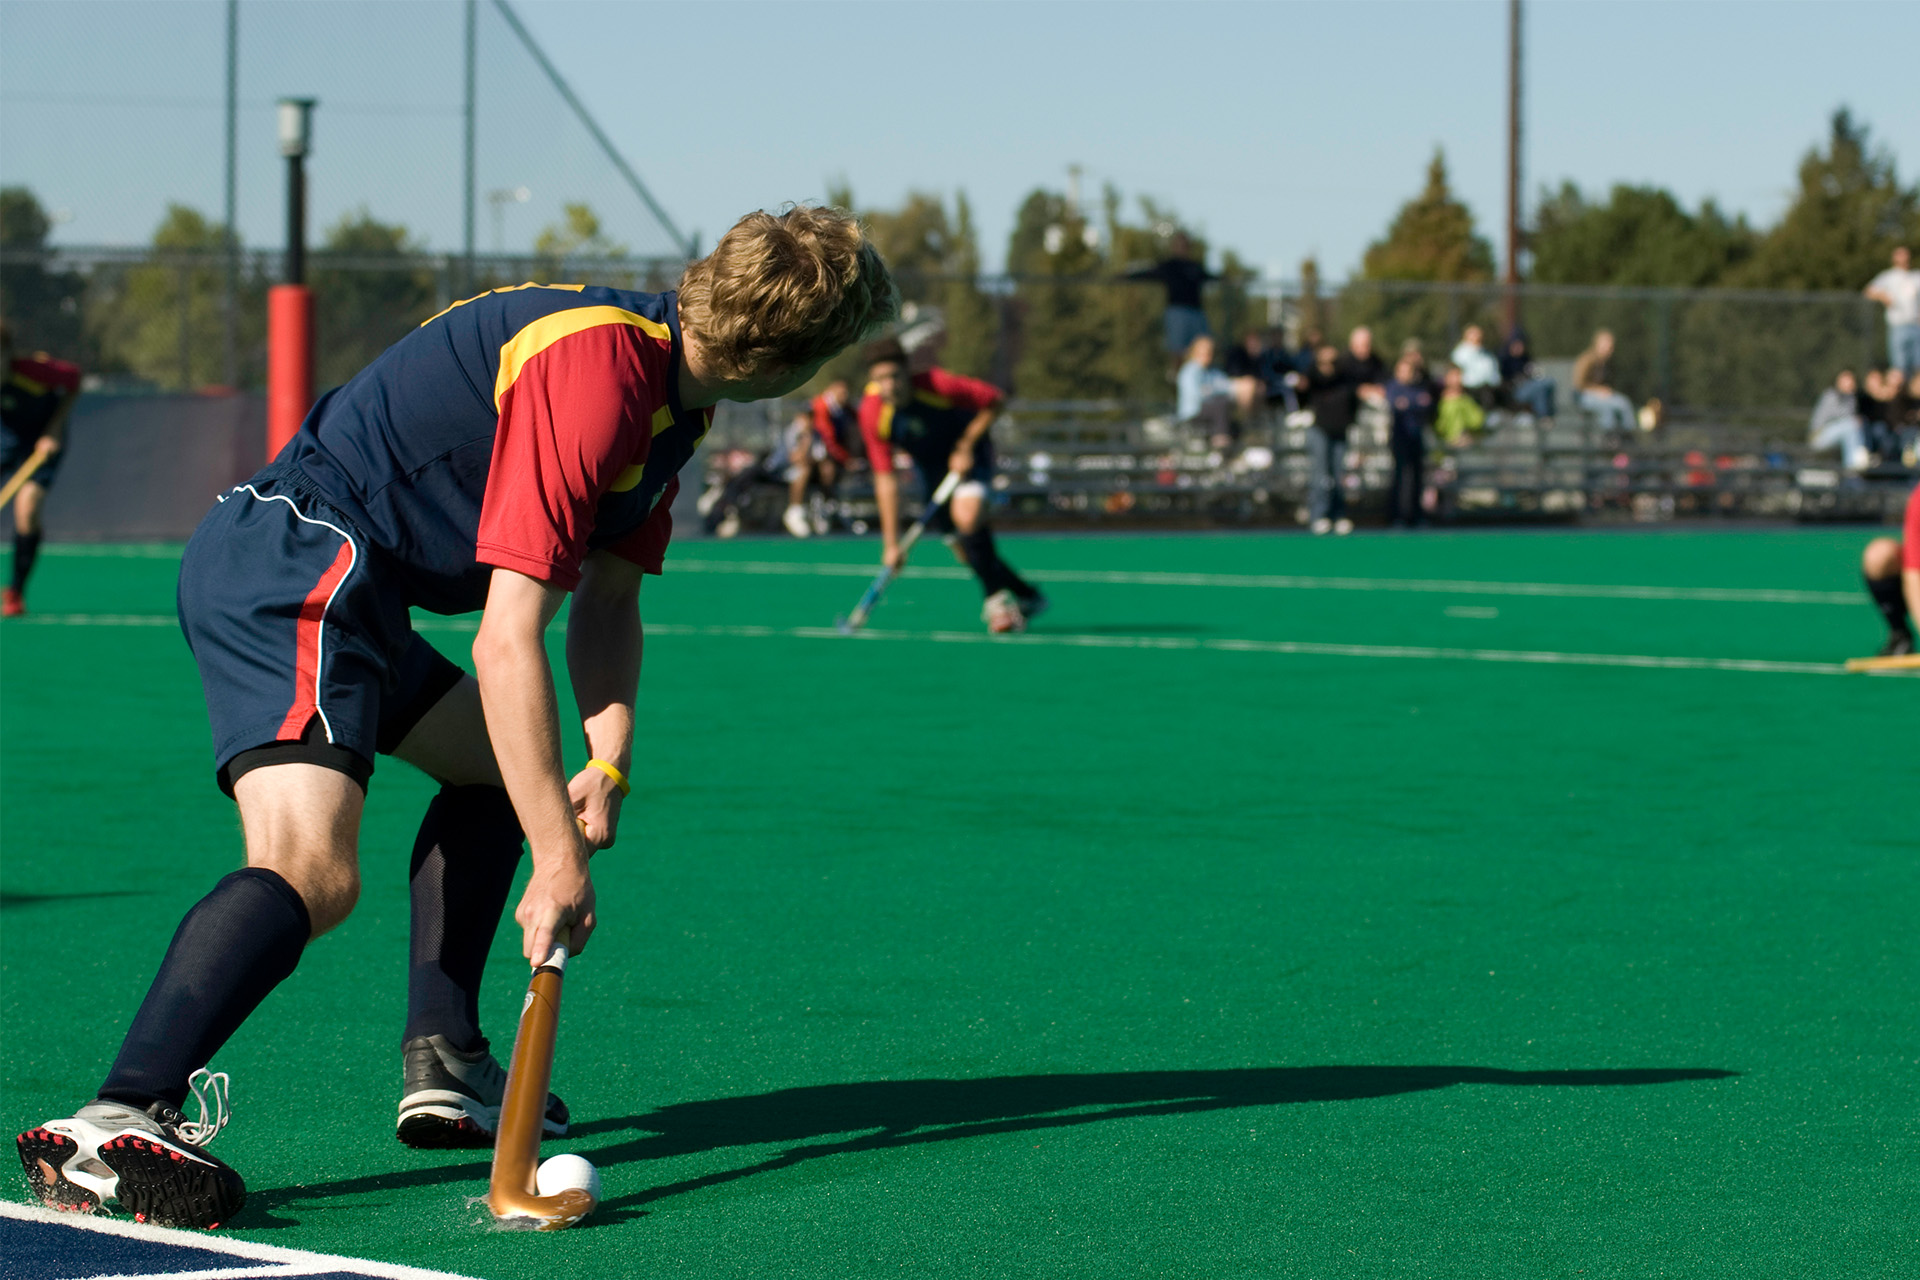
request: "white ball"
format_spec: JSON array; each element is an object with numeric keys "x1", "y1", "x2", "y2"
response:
[{"x1": 535, "y1": 1153, "x2": 601, "y2": 1201}]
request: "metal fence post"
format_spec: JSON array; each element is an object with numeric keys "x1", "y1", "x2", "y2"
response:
[
  {"x1": 1655, "y1": 290, "x2": 1673, "y2": 406},
  {"x1": 178, "y1": 262, "x2": 193, "y2": 391}
]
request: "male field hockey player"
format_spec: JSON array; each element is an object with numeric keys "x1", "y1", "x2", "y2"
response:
[
  {"x1": 16, "y1": 205, "x2": 898, "y2": 1229},
  {"x1": 860, "y1": 324, "x2": 1046, "y2": 633},
  {"x1": 1859, "y1": 478, "x2": 1920, "y2": 657},
  {"x1": 0, "y1": 321, "x2": 83, "y2": 617}
]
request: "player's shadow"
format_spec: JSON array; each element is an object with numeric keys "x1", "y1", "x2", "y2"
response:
[{"x1": 254, "y1": 1064, "x2": 1733, "y2": 1226}]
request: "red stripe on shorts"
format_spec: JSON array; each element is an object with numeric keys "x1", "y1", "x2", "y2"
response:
[{"x1": 277, "y1": 539, "x2": 356, "y2": 740}]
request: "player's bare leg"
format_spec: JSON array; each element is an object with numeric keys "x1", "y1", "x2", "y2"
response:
[
  {"x1": 1861, "y1": 536, "x2": 1913, "y2": 657},
  {"x1": 943, "y1": 487, "x2": 1045, "y2": 633},
  {"x1": 5, "y1": 478, "x2": 46, "y2": 616}
]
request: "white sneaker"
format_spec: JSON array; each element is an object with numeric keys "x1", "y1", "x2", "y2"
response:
[
  {"x1": 1333, "y1": 518, "x2": 1354, "y2": 536},
  {"x1": 782, "y1": 504, "x2": 812, "y2": 539},
  {"x1": 17, "y1": 1070, "x2": 244, "y2": 1228},
  {"x1": 982, "y1": 589, "x2": 1027, "y2": 634},
  {"x1": 1310, "y1": 518, "x2": 1333, "y2": 536},
  {"x1": 715, "y1": 511, "x2": 741, "y2": 539}
]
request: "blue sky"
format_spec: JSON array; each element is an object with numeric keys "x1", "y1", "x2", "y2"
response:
[{"x1": 1, "y1": 0, "x2": 1914, "y2": 279}]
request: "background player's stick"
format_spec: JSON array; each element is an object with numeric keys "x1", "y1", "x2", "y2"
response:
[
  {"x1": 836, "y1": 469, "x2": 964, "y2": 635},
  {"x1": 486, "y1": 943, "x2": 597, "y2": 1230},
  {"x1": 0, "y1": 441, "x2": 54, "y2": 509},
  {"x1": 1843, "y1": 653, "x2": 1920, "y2": 672}
]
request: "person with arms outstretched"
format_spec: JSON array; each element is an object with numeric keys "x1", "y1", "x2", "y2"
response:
[{"x1": 16, "y1": 205, "x2": 897, "y2": 1229}]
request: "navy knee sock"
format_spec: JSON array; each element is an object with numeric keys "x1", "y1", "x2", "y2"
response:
[
  {"x1": 12, "y1": 530, "x2": 41, "y2": 592},
  {"x1": 1866, "y1": 573, "x2": 1913, "y2": 640},
  {"x1": 98, "y1": 868, "x2": 310, "y2": 1111},
  {"x1": 956, "y1": 527, "x2": 1035, "y2": 600},
  {"x1": 404, "y1": 785, "x2": 524, "y2": 1052}
]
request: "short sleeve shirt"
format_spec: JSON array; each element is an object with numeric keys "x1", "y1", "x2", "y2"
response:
[
  {"x1": 1869, "y1": 268, "x2": 1920, "y2": 327},
  {"x1": 858, "y1": 367, "x2": 1003, "y2": 472}
]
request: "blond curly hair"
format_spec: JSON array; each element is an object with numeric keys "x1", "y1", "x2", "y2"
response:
[{"x1": 678, "y1": 205, "x2": 898, "y2": 380}]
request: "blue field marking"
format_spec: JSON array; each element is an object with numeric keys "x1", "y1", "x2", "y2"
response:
[{"x1": 0, "y1": 1203, "x2": 477, "y2": 1280}]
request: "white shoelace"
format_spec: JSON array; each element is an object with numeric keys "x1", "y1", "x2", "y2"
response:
[{"x1": 175, "y1": 1069, "x2": 232, "y2": 1145}]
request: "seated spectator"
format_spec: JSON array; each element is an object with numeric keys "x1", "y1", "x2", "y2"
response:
[
  {"x1": 1224, "y1": 329, "x2": 1294, "y2": 415},
  {"x1": 1177, "y1": 334, "x2": 1238, "y2": 449},
  {"x1": 1809, "y1": 369, "x2": 1870, "y2": 471},
  {"x1": 1572, "y1": 329, "x2": 1635, "y2": 429},
  {"x1": 1383, "y1": 354, "x2": 1436, "y2": 528},
  {"x1": 1435, "y1": 365, "x2": 1486, "y2": 446},
  {"x1": 1449, "y1": 324, "x2": 1501, "y2": 406},
  {"x1": 1859, "y1": 367, "x2": 1901, "y2": 459},
  {"x1": 1500, "y1": 327, "x2": 1555, "y2": 418}
]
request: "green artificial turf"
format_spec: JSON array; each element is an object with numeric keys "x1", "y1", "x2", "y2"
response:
[{"x1": 2, "y1": 529, "x2": 1915, "y2": 1278}]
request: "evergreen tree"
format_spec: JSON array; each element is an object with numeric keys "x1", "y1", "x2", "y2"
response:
[
  {"x1": 1733, "y1": 109, "x2": 1919, "y2": 290},
  {"x1": 1343, "y1": 149, "x2": 1496, "y2": 355},
  {"x1": 1530, "y1": 183, "x2": 1754, "y2": 287}
]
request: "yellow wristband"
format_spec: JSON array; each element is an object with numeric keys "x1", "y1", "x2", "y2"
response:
[{"x1": 586, "y1": 757, "x2": 631, "y2": 796}]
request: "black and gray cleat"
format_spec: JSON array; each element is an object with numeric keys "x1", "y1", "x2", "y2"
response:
[{"x1": 396, "y1": 1034, "x2": 569, "y2": 1149}]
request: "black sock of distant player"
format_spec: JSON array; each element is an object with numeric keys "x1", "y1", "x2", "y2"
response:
[
  {"x1": 1866, "y1": 573, "x2": 1914, "y2": 639},
  {"x1": 404, "y1": 784, "x2": 524, "y2": 1053},
  {"x1": 11, "y1": 529, "x2": 41, "y2": 591},
  {"x1": 98, "y1": 867, "x2": 310, "y2": 1111},
  {"x1": 957, "y1": 526, "x2": 1036, "y2": 600}
]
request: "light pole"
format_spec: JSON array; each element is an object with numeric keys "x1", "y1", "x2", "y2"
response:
[
  {"x1": 489, "y1": 186, "x2": 531, "y2": 254},
  {"x1": 268, "y1": 97, "x2": 316, "y2": 460}
]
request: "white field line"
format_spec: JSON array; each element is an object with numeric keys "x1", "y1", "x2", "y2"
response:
[
  {"x1": 0, "y1": 1200, "x2": 480, "y2": 1279},
  {"x1": 665, "y1": 559, "x2": 1860, "y2": 606},
  {"x1": 36, "y1": 546, "x2": 1859, "y2": 605},
  {"x1": 14, "y1": 614, "x2": 1857, "y2": 677}
]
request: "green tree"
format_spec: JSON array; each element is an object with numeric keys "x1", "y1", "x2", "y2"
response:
[
  {"x1": 1343, "y1": 149, "x2": 1496, "y2": 355},
  {"x1": 1733, "y1": 108, "x2": 1919, "y2": 290},
  {"x1": 841, "y1": 187, "x2": 997, "y2": 380},
  {"x1": 0, "y1": 186, "x2": 87, "y2": 361},
  {"x1": 313, "y1": 209, "x2": 438, "y2": 388},
  {"x1": 534, "y1": 203, "x2": 628, "y2": 272},
  {"x1": 91, "y1": 204, "x2": 239, "y2": 391},
  {"x1": 1531, "y1": 183, "x2": 1755, "y2": 287}
]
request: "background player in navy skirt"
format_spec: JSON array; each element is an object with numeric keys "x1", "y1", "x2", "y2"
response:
[
  {"x1": 858, "y1": 327, "x2": 1046, "y2": 634},
  {"x1": 0, "y1": 321, "x2": 82, "y2": 617},
  {"x1": 16, "y1": 206, "x2": 898, "y2": 1228}
]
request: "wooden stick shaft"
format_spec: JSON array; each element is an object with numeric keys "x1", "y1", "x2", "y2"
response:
[
  {"x1": 489, "y1": 961, "x2": 564, "y2": 1201},
  {"x1": 0, "y1": 443, "x2": 52, "y2": 509}
]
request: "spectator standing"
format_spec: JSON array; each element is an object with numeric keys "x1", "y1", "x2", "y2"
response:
[
  {"x1": 1177, "y1": 335, "x2": 1238, "y2": 450},
  {"x1": 1383, "y1": 354, "x2": 1436, "y2": 528},
  {"x1": 1859, "y1": 368, "x2": 1899, "y2": 459},
  {"x1": 1435, "y1": 365, "x2": 1486, "y2": 446},
  {"x1": 1572, "y1": 329, "x2": 1635, "y2": 429},
  {"x1": 1295, "y1": 344, "x2": 1362, "y2": 535},
  {"x1": 1125, "y1": 231, "x2": 1218, "y2": 368},
  {"x1": 1809, "y1": 369, "x2": 1870, "y2": 471},
  {"x1": 1864, "y1": 245, "x2": 1919, "y2": 375},
  {"x1": 1500, "y1": 328, "x2": 1555, "y2": 418},
  {"x1": 1449, "y1": 325, "x2": 1501, "y2": 406}
]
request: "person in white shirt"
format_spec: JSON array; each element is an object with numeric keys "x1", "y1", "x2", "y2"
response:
[
  {"x1": 1447, "y1": 325, "x2": 1501, "y2": 407},
  {"x1": 1864, "y1": 245, "x2": 1920, "y2": 375}
]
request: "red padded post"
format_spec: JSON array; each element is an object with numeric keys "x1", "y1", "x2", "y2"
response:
[{"x1": 267, "y1": 284, "x2": 313, "y2": 462}]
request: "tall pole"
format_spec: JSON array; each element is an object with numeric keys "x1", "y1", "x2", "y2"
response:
[
  {"x1": 222, "y1": 0, "x2": 239, "y2": 388},
  {"x1": 1503, "y1": 0, "x2": 1523, "y2": 336},
  {"x1": 463, "y1": 0, "x2": 477, "y2": 293},
  {"x1": 268, "y1": 99, "x2": 316, "y2": 461}
]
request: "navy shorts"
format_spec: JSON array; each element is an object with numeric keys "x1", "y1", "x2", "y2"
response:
[
  {"x1": 177, "y1": 463, "x2": 465, "y2": 796},
  {"x1": 1, "y1": 425, "x2": 64, "y2": 489},
  {"x1": 909, "y1": 442, "x2": 996, "y2": 534}
]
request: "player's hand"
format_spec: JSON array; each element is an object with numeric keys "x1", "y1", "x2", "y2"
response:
[
  {"x1": 567, "y1": 764, "x2": 624, "y2": 850},
  {"x1": 517, "y1": 837, "x2": 596, "y2": 965},
  {"x1": 882, "y1": 542, "x2": 906, "y2": 572},
  {"x1": 34, "y1": 436, "x2": 60, "y2": 456},
  {"x1": 948, "y1": 445, "x2": 974, "y2": 476}
]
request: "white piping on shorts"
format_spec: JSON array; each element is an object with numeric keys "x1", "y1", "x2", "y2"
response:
[{"x1": 225, "y1": 483, "x2": 359, "y2": 744}]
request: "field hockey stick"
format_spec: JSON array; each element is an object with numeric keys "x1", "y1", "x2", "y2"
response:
[
  {"x1": 0, "y1": 441, "x2": 54, "y2": 509},
  {"x1": 487, "y1": 942, "x2": 597, "y2": 1230},
  {"x1": 1844, "y1": 652, "x2": 1920, "y2": 673},
  {"x1": 836, "y1": 469, "x2": 964, "y2": 635}
]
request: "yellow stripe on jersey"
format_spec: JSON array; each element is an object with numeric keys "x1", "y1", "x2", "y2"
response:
[
  {"x1": 493, "y1": 306, "x2": 672, "y2": 411},
  {"x1": 609, "y1": 463, "x2": 645, "y2": 492},
  {"x1": 419, "y1": 281, "x2": 586, "y2": 328},
  {"x1": 651, "y1": 405, "x2": 675, "y2": 436},
  {"x1": 874, "y1": 402, "x2": 894, "y2": 441},
  {"x1": 914, "y1": 390, "x2": 954, "y2": 410}
]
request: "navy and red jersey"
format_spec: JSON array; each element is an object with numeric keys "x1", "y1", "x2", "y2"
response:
[
  {"x1": 281, "y1": 284, "x2": 710, "y2": 616},
  {"x1": 857, "y1": 367, "x2": 1003, "y2": 473},
  {"x1": 0, "y1": 353, "x2": 82, "y2": 439},
  {"x1": 809, "y1": 391, "x2": 858, "y2": 463}
]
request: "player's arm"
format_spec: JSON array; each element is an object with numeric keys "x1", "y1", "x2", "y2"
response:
[
  {"x1": 934, "y1": 370, "x2": 1004, "y2": 474},
  {"x1": 39, "y1": 387, "x2": 78, "y2": 454},
  {"x1": 473, "y1": 567, "x2": 596, "y2": 965},
  {"x1": 565, "y1": 549, "x2": 642, "y2": 849},
  {"x1": 1905, "y1": 568, "x2": 1920, "y2": 628},
  {"x1": 859, "y1": 392, "x2": 905, "y2": 568}
]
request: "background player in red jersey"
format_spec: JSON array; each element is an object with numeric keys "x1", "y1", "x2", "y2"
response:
[
  {"x1": 0, "y1": 321, "x2": 82, "y2": 617},
  {"x1": 1859, "y1": 479, "x2": 1920, "y2": 657},
  {"x1": 781, "y1": 377, "x2": 859, "y2": 538},
  {"x1": 16, "y1": 206, "x2": 897, "y2": 1229},
  {"x1": 859, "y1": 318, "x2": 1046, "y2": 633}
]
